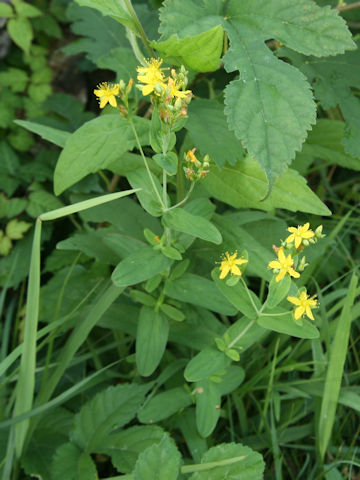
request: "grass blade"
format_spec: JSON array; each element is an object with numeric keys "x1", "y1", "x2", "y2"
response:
[{"x1": 318, "y1": 272, "x2": 358, "y2": 460}]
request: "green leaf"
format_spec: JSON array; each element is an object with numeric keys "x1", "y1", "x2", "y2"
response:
[
  {"x1": 5, "y1": 219, "x2": 32, "y2": 240},
  {"x1": 160, "y1": 303, "x2": 185, "y2": 321},
  {"x1": 185, "y1": 347, "x2": 231, "y2": 383},
  {"x1": 74, "y1": 0, "x2": 135, "y2": 31},
  {"x1": 163, "y1": 208, "x2": 222, "y2": 244},
  {"x1": 258, "y1": 309, "x2": 319, "y2": 339},
  {"x1": 153, "y1": 152, "x2": 178, "y2": 175},
  {"x1": 134, "y1": 433, "x2": 181, "y2": 480},
  {"x1": 126, "y1": 167, "x2": 164, "y2": 217},
  {"x1": 161, "y1": 245, "x2": 182, "y2": 260},
  {"x1": 229, "y1": 0, "x2": 355, "y2": 57},
  {"x1": 223, "y1": 30, "x2": 316, "y2": 189},
  {"x1": 14, "y1": 0, "x2": 42, "y2": 17},
  {"x1": 265, "y1": 275, "x2": 292, "y2": 309},
  {"x1": 54, "y1": 115, "x2": 149, "y2": 195},
  {"x1": 51, "y1": 443, "x2": 82, "y2": 480},
  {"x1": 188, "y1": 442, "x2": 265, "y2": 480},
  {"x1": 138, "y1": 387, "x2": 192, "y2": 423},
  {"x1": 195, "y1": 379, "x2": 221, "y2": 438},
  {"x1": 296, "y1": 119, "x2": 360, "y2": 171},
  {"x1": 8, "y1": 16, "x2": 33, "y2": 53},
  {"x1": 186, "y1": 99, "x2": 243, "y2": 168},
  {"x1": 203, "y1": 157, "x2": 331, "y2": 215},
  {"x1": 318, "y1": 274, "x2": 358, "y2": 460},
  {"x1": 26, "y1": 190, "x2": 64, "y2": 218},
  {"x1": 211, "y1": 269, "x2": 260, "y2": 320},
  {"x1": 112, "y1": 246, "x2": 172, "y2": 287},
  {"x1": 0, "y1": 3, "x2": 13, "y2": 17},
  {"x1": 14, "y1": 120, "x2": 70, "y2": 148},
  {"x1": 71, "y1": 384, "x2": 147, "y2": 451},
  {"x1": 216, "y1": 366, "x2": 245, "y2": 396},
  {"x1": 136, "y1": 307, "x2": 169, "y2": 377},
  {"x1": 0, "y1": 68, "x2": 28, "y2": 92},
  {"x1": 164, "y1": 273, "x2": 237, "y2": 316},
  {"x1": 152, "y1": 25, "x2": 223, "y2": 72},
  {"x1": 102, "y1": 425, "x2": 164, "y2": 474},
  {"x1": 0, "y1": 232, "x2": 12, "y2": 256}
]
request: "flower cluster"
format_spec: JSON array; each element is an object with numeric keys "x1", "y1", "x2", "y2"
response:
[
  {"x1": 184, "y1": 148, "x2": 210, "y2": 181},
  {"x1": 137, "y1": 58, "x2": 192, "y2": 126}
]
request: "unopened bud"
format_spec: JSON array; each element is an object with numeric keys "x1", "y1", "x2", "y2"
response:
[
  {"x1": 315, "y1": 225, "x2": 325, "y2": 238},
  {"x1": 303, "y1": 239, "x2": 309, "y2": 246},
  {"x1": 119, "y1": 79, "x2": 126, "y2": 90},
  {"x1": 298, "y1": 256, "x2": 309, "y2": 271},
  {"x1": 154, "y1": 82, "x2": 164, "y2": 94},
  {"x1": 174, "y1": 97, "x2": 182, "y2": 109}
]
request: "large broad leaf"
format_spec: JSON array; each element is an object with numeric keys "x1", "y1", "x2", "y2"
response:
[
  {"x1": 223, "y1": 28, "x2": 316, "y2": 190},
  {"x1": 164, "y1": 273, "x2": 237, "y2": 316},
  {"x1": 203, "y1": 156, "x2": 331, "y2": 215},
  {"x1": 71, "y1": 384, "x2": 148, "y2": 451},
  {"x1": 136, "y1": 306, "x2": 169, "y2": 377},
  {"x1": 134, "y1": 434, "x2": 181, "y2": 480},
  {"x1": 162, "y1": 208, "x2": 222, "y2": 244},
  {"x1": 152, "y1": 25, "x2": 223, "y2": 72},
  {"x1": 14, "y1": 120, "x2": 70, "y2": 148},
  {"x1": 188, "y1": 442, "x2": 265, "y2": 480},
  {"x1": 54, "y1": 115, "x2": 149, "y2": 195},
  {"x1": 52, "y1": 443, "x2": 97, "y2": 480},
  {"x1": 185, "y1": 99, "x2": 243, "y2": 168},
  {"x1": 112, "y1": 246, "x2": 172, "y2": 287},
  {"x1": 158, "y1": 0, "x2": 354, "y2": 187}
]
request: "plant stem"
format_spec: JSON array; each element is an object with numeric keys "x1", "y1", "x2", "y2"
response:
[
  {"x1": 336, "y1": 1, "x2": 360, "y2": 11},
  {"x1": 128, "y1": 118, "x2": 165, "y2": 208},
  {"x1": 240, "y1": 277, "x2": 260, "y2": 315},
  {"x1": 123, "y1": 0, "x2": 154, "y2": 57},
  {"x1": 162, "y1": 170, "x2": 171, "y2": 245},
  {"x1": 164, "y1": 182, "x2": 195, "y2": 212},
  {"x1": 176, "y1": 152, "x2": 185, "y2": 203},
  {"x1": 228, "y1": 319, "x2": 255, "y2": 349}
]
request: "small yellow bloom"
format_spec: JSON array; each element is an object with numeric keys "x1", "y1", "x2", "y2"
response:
[
  {"x1": 186, "y1": 149, "x2": 198, "y2": 164},
  {"x1": 287, "y1": 290, "x2": 318, "y2": 321},
  {"x1": 93, "y1": 82, "x2": 120, "y2": 108},
  {"x1": 286, "y1": 222, "x2": 314, "y2": 249},
  {"x1": 219, "y1": 252, "x2": 248, "y2": 280},
  {"x1": 137, "y1": 58, "x2": 166, "y2": 96},
  {"x1": 268, "y1": 246, "x2": 300, "y2": 282},
  {"x1": 166, "y1": 77, "x2": 192, "y2": 99}
]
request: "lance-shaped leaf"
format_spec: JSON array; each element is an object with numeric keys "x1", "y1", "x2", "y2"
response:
[{"x1": 54, "y1": 115, "x2": 149, "y2": 195}]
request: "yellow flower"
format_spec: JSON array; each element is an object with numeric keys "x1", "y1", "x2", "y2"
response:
[
  {"x1": 219, "y1": 252, "x2": 248, "y2": 280},
  {"x1": 93, "y1": 82, "x2": 120, "y2": 108},
  {"x1": 137, "y1": 58, "x2": 166, "y2": 96},
  {"x1": 268, "y1": 246, "x2": 300, "y2": 282},
  {"x1": 286, "y1": 222, "x2": 314, "y2": 249},
  {"x1": 166, "y1": 77, "x2": 192, "y2": 99},
  {"x1": 287, "y1": 290, "x2": 318, "y2": 321}
]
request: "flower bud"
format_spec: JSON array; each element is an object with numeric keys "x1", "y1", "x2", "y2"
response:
[
  {"x1": 303, "y1": 239, "x2": 309, "y2": 246},
  {"x1": 315, "y1": 225, "x2": 325, "y2": 238}
]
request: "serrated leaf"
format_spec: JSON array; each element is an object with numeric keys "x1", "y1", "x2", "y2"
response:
[
  {"x1": 188, "y1": 442, "x2": 265, "y2": 480},
  {"x1": 162, "y1": 208, "x2": 222, "y2": 244},
  {"x1": 228, "y1": 0, "x2": 355, "y2": 57},
  {"x1": 71, "y1": 384, "x2": 147, "y2": 451},
  {"x1": 6, "y1": 219, "x2": 31, "y2": 240},
  {"x1": 152, "y1": 25, "x2": 223, "y2": 72},
  {"x1": 102, "y1": 425, "x2": 164, "y2": 474},
  {"x1": 203, "y1": 157, "x2": 331, "y2": 215},
  {"x1": 52, "y1": 443, "x2": 82, "y2": 480},
  {"x1": 195, "y1": 379, "x2": 221, "y2": 438},
  {"x1": 0, "y1": 68, "x2": 28, "y2": 92},
  {"x1": 136, "y1": 306, "x2": 169, "y2": 377},
  {"x1": 8, "y1": 16, "x2": 33, "y2": 53},
  {"x1": 54, "y1": 115, "x2": 149, "y2": 195},
  {"x1": 134, "y1": 433, "x2": 181, "y2": 480},
  {"x1": 223, "y1": 30, "x2": 316, "y2": 189},
  {"x1": 112, "y1": 246, "x2": 172, "y2": 287},
  {"x1": 138, "y1": 387, "x2": 192, "y2": 423},
  {"x1": 185, "y1": 99, "x2": 243, "y2": 168},
  {"x1": 164, "y1": 273, "x2": 237, "y2": 316}
]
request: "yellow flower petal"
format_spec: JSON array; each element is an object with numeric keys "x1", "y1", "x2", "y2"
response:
[
  {"x1": 109, "y1": 95, "x2": 117, "y2": 107},
  {"x1": 287, "y1": 296, "x2": 301, "y2": 306},
  {"x1": 305, "y1": 305, "x2": 314, "y2": 320},
  {"x1": 294, "y1": 305, "x2": 305, "y2": 320},
  {"x1": 268, "y1": 260, "x2": 281, "y2": 269},
  {"x1": 276, "y1": 270, "x2": 286, "y2": 282},
  {"x1": 231, "y1": 264, "x2": 241, "y2": 276}
]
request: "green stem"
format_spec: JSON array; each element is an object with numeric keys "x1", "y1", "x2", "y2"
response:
[
  {"x1": 240, "y1": 277, "x2": 260, "y2": 315},
  {"x1": 176, "y1": 152, "x2": 185, "y2": 202},
  {"x1": 336, "y1": 1, "x2": 360, "y2": 11},
  {"x1": 128, "y1": 118, "x2": 165, "y2": 208},
  {"x1": 123, "y1": 0, "x2": 154, "y2": 57},
  {"x1": 228, "y1": 320, "x2": 255, "y2": 349},
  {"x1": 164, "y1": 182, "x2": 195, "y2": 212}
]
